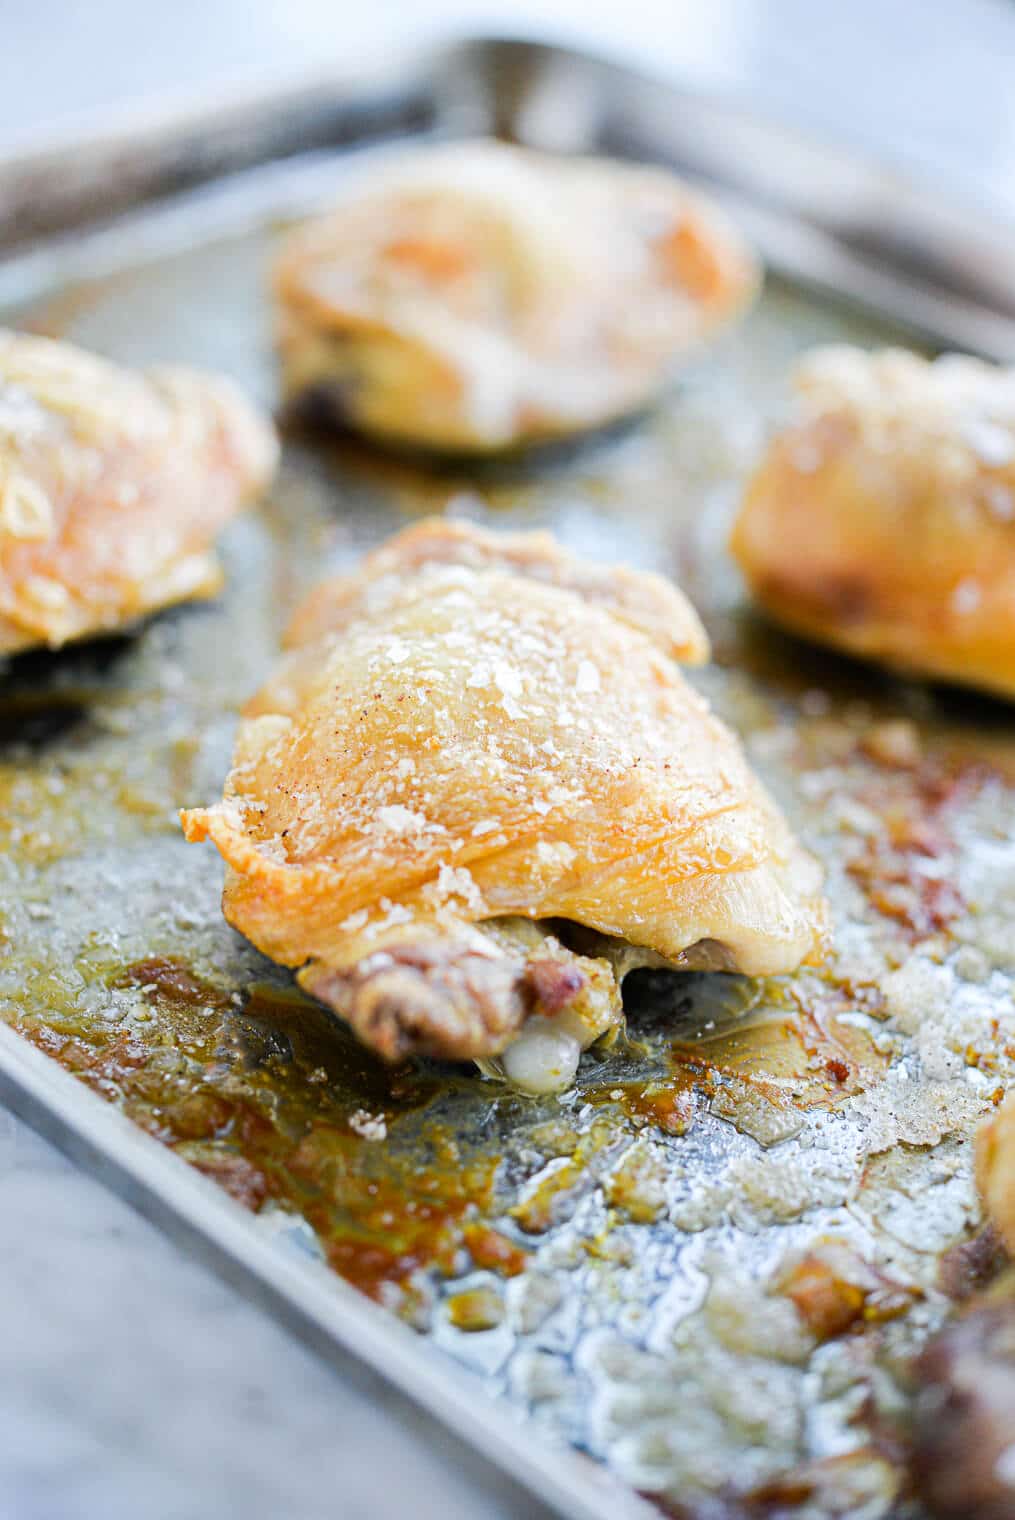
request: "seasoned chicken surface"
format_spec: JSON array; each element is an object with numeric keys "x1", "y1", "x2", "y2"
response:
[
  {"x1": 0, "y1": 330, "x2": 278, "y2": 652},
  {"x1": 182, "y1": 520, "x2": 827, "y2": 1092},
  {"x1": 273, "y1": 140, "x2": 758, "y2": 453},
  {"x1": 731, "y1": 346, "x2": 1015, "y2": 699}
]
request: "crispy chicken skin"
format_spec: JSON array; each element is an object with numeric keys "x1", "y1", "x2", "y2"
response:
[
  {"x1": 284, "y1": 515, "x2": 711, "y2": 663},
  {"x1": 273, "y1": 140, "x2": 758, "y2": 453},
  {"x1": 0, "y1": 330, "x2": 278, "y2": 652},
  {"x1": 731, "y1": 346, "x2": 1015, "y2": 699},
  {"x1": 182, "y1": 519, "x2": 828, "y2": 1091}
]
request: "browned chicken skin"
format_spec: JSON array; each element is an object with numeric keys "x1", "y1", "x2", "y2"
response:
[
  {"x1": 0, "y1": 330, "x2": 278, "y2": 652},
  {"x1": 273, "y1": 140, "x2": 759, "y2": 453},
  {"x1": 731, "y1": 346, "x2": 1015, "y2": 700},
  {"x1": 183, "y1": 520, "x2": 828, "y2": 1092}
]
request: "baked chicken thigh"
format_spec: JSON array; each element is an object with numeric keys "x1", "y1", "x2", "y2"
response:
[
  {"x1": 273, "y1": 140, "x2": 758, "y2": 453},
  {"x1": 0, "y1": 330, "x2": 278, "y2": 652},
  {"x1": 731, "y1": 346, "x2": 1015, "y2": 699},
  {"x1": 183, "y1": 520, "x2": 827, "y2": 1092}
]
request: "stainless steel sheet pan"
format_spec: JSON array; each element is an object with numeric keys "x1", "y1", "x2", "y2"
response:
[{"x1": 4, "y1": 36, "x2": 1015, "y2": 1520}]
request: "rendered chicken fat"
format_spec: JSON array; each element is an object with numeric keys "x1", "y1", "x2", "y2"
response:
[
  {"x1": 0, "y1": 330, "x2": 278, "y2": 652},
  {"x1": 273, "y1": 140, "x2": 759, "y2": 452},
  {"x1": 500, "y1": 1020, "x2": 584, "y2": 1096},
  {"x1": 182, "y1": 519, "x2": 828, "y2": 1092},
  {"x1": 732, "y1": 345, "x2": 1015, "y2": 699}
]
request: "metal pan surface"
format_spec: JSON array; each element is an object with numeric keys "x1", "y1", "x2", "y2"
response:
[{"x1": 3, "y1": 37, "x2": 1015, "y2": 1520}]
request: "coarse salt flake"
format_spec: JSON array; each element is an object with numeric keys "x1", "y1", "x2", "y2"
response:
[
  {"x1": 348, "y1": 1109, "x2": 387, "y2": 1141},
  {"x1": 492, "y1": 659, "x2": 523, "y2": 698},
  {"x1": 375, "y1": 803, "x2": 428, "y2": 834},
  {"x1": 575, "y1": 659, "x2": 600, "y2": 694},
  {"x1": 536, "y1": 840, "x2": 576, "y2": 868},
  {"x1": 435, "y1": 863, "x2": 483, "y2": 910}
]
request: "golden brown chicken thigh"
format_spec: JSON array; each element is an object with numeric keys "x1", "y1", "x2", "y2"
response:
[
  {"x1": 731, "y1": 346, "x2": 1015, "y2": 699},
  {"x1": 273, "y1": 140, "x2": 758, "y2": 453},
  {"x1": 0, "y1": 330, "x2": 278, "y2": 652},
  {"x1": 183, "y1": 520, "x2": 827, "y2": 1092}
]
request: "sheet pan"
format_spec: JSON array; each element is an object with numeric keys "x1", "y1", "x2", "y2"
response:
[{"x1": 3, "y1": 36, "x2": 1015, "y2": 1520}]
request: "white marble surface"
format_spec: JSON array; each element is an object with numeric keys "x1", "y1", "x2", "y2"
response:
[
  {"x1": 3, "y1": 4, "x2": 1015, "y2": 1518},
  {"x1": 0, "y1": 1113, "x2": 552, "y2": 1520}
]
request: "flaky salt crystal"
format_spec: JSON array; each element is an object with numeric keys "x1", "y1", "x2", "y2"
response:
[
  {"x1": 492, "y1": 659, "x2": 523, "y2": 698},
  {"x1": 375, "y1": 803, "x2": 428, "y2": 834},
  {"x1": 575, "y1": 659, "x2": 600, "y2": 694}
]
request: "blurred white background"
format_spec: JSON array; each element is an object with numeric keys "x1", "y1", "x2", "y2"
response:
[{"x1": 5, "y1": 0, "x2": 1015, "y2": 211}]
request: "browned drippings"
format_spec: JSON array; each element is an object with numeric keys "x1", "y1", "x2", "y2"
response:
[
  {"x1": 11, "y1": 933, "x2": 896, "y2": 1301},
  {"x1": 671, "y1": 982, "x2": 883, "y2": 1148},
  {"x1": 314, "y1": 1187, "x2": 483, "y2": 1300},
  {"x1": 510, "y1": 1158, "x2": 586, "y2": 1236},
  {"x1": 241, "y1": 981, "x2": 436, "y2": 1115},
  {"x1": 508, "y1": 1118, "x2": 620, "y2": 1235},
  {"x1": 670, "y1": 984, "x2": 886, "y2": 1112},
  {"x1": 745, "y1": 1448, "x2": 903, "y2": 1518},
  {"x1": 462, "y1": 1223, "x2": 529, "y2": 1276},
  {"x1": 606, "y1": 1081, "x2": 697, "y2": 1136},
  {"x1": 295, "y1": 1134, "x2": 500, "y2": 1301},
  {"x1": 445, "y1": 1287, "x2": 506, "y2": 1332},
  {"x1": 846, "y1": 752, "x2": 987, "y2": 941},
  {"x1": 8, "y1": 957, "x2": 516, "y2": 1312},
  {"x1": 778, "y1": 1243, "x2": 919, "y2": 1341},
  {"x1": 584, "y1": 977, "x2": 886, "y2": 1149},
  {"x1": 115, "y1": 955, "x2": 231, "y2": 1009},
  {"x1": 17, "y1": 1020, "x2": 150, "y2": 1098}
]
